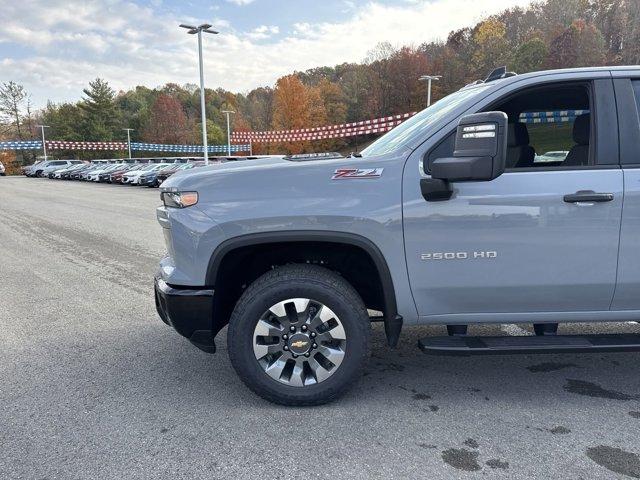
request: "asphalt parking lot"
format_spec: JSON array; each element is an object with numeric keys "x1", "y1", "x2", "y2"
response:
[{"x1": 1, "y1": 175, "x2": 640, "y2": 479}]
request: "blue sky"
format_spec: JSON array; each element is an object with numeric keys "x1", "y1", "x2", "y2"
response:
[{"x1": 0, "y1": 0, "x2": 534, "y2": 107}]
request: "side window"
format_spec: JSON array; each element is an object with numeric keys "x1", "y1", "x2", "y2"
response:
[
  {"x1": 426, "y1": 83, "x2": 593, "y2": 172},
  {"x1": 518, "y1": 109, "x2": 590, "y2": 166},
  {"x1": 499, "y1": 84, "x2": 592, "y2": 169}
]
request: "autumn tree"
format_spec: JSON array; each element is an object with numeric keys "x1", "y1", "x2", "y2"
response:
[
  {"x1": 315, "y1": 79, "x2": 345, "y2": 124},
  {"x1": 386, "y1": 47, "x2": 430, "y2": 112},
  {"x1": 547, "y1": 20, "x2": 606, "y2": 69},
  {"x1": 272, "y1": 75, "x2": 314, "y2": 154},
  {"x1": 622, "y1": 0, "x2": 640, "y2": 64},
  {"x1": 533, "y1": 0, "x2": 590, "y2": 32},
  {"x1": 364, "y1": 42, "x2": 397, "y2": 117},
  {"x1": 471, "y1": 20, "x2": 511, "y2": 77},
  {"x1": 245, "y1": 87, "x2": 274, "y2": 131},
  {"x1": 512, "y1": 38, "x2": 548, "y2": 73},
  {"x1": 142, "y1": 93, "x2": 191, "y2": 144},
  {"x1": 0, "y1": 81, "x2": 28, "y2": 138},
  {"x1": 430, "y1": 45, "x2": 469, "y2": 99},
  {"x1": 338, "y1": 63, "x2": 372, "y2": 123}
]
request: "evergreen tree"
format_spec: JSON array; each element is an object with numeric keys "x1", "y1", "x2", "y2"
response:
[{"x1": 79, "y1": 78, "x2": 119, "y2": 141}]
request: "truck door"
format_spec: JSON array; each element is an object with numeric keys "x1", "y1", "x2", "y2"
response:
[
  {"x1": 611, "y1": 75, "x2": 640, "y2": 310},
  {"x1": 402, "y1": 78, "x2": 623, "y2": 318}
]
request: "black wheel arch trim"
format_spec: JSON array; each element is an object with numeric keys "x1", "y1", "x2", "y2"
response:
[{"x1": 206, "y1": 230, "x2": 402, "y2": 347}]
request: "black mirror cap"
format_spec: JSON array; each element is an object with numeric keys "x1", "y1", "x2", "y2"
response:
[{"x1": 431, "y1": 156, "x2": 495, "y2": 182}]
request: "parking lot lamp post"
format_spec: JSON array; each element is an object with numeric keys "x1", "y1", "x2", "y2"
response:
[
  {"x1": 180, "y1": 23, "x2": 219, "y2": 166},
  {"x1": 222, "y1": 110, "x2": 235, "y2": 156},
  {"x1": 37, "y1": 125, "x2": 50, "y2": 161},
  {"x1": 418, "y1": 75, "x2": 441, "y2": 107},
  {"x1": 123, "y1": 128, "x2": 134, "y2": 159}
]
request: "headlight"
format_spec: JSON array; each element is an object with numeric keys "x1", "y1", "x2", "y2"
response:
[{"x1": 161, "y1": 191, "x2": 198, "y2": 208}]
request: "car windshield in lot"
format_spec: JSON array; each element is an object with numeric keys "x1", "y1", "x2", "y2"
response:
[
  {"x1": 361, "y1": 83, "x2": 492, "y2": 157},
  {"x1": 103, "y1": 164, "x2": 126, "y2": 171},
  {"x1": 135, "y1": 164, "x2": 160, "y2": 172},
  {"x1": 146, "y1": 163, "x2": 171, "y2": 171}
]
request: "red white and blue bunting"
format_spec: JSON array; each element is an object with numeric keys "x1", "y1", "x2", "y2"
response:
[{"x1": 231, "y1": 112, "x2": 417, "y2": 143}]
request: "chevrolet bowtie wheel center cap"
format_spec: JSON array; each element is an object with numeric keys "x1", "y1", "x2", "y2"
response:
[
  {"x1": 252, "y1": 298, "x2": 347, "y2": 387},
  {"x1": 288, "y1": 333, "x2": 311, "y2": 355}
]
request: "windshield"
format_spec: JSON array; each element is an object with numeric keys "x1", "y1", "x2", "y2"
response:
[
  {"x1": 361, "y1": 84, "x2": 491, "y2": 157},
  {"x1": 136, "y1": 164, "x2": 156, "y2": 171},
  {"x1": 151, "y1": 164, "x2": 170, "y2": 171}
]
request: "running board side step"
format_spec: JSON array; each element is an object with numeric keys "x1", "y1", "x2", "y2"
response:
[{"x1": 418, "y1": 334, "x2": 640, "y2": 356}]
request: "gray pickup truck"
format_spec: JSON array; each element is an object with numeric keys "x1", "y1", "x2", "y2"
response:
[{"x1": 155, "y1": 66, "x2": 640, "y2": 405}]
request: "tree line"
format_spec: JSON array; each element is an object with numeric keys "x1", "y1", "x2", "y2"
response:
[{"x1": 1, "y1": 0, "x2": 639, "y2": 160}]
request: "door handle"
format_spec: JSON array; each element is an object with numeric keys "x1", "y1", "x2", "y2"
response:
[{"x1": 563, "y1": 190, "x2": 614, "y2": 203}]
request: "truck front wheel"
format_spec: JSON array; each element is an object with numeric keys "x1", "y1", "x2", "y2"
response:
[{"x1": 228, "y1": 264, "x2": 370, "y2": 406}]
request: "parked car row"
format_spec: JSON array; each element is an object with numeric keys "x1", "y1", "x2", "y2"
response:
[
  {"x1": 22, "y1": 160, "x2": 205, "y2": 187},
  {"x1": 23, "y1": 159, "x2": 84, "y2": 178}
]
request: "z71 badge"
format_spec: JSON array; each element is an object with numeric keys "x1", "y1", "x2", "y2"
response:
[{"x1": 332, "y1": 168, "x2": 384, "y2": 180}]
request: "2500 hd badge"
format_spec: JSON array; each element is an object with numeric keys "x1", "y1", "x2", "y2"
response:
[{"x1": 421, "y1": 251, "x2": 498, "y2": 260}]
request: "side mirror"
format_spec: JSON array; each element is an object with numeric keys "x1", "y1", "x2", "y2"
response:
[{"x1": 422, "y1": 111, "x2": 508, "y2": 201}]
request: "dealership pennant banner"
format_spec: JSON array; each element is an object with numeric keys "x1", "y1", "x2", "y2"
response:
[
  {"x1": 0, "y1": 141, "x2": 43, "y2": 150},
  {"x1": 0, "y1": 140, "x2": 250, "y2": 153},
  {"x1": 519, "y1": 109, "x2": 588, "y2": 123},
  {"x1": 131, "y1": 143, "x2": 249, "y2": 153},
  {"x1": 231, "y1": 112, "x2": 418, "y2": 143},
  {"x1": 47, "y1": 141, "x2": 128, "y2": 150}
]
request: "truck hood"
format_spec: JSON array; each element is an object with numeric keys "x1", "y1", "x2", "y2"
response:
[
  {"x1": 197, "y1": 155, "x2": 289, "y2": 173},
  {"x1": 161, "y1": 154, "x2": 343, "y2": 189}
]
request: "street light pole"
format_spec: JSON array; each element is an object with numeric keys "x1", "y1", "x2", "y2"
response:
[
  {"x1": 37, "y1": 125, "x2": 50, "y2": 160},
  {"x1": 123, "y1": 128, "x2": 134, "y2": 159},
  {"x1": 418, "y1": 75, "x2": 442, "y2": 107},
  {"x1": 180, "y1": 23, "x2": 219, "y2": 165},
  {"x1": 222, "y1": 110, "x2": 235, "y2": 156}
]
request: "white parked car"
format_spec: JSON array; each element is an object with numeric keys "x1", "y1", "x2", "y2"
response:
[
  {"x1": 122, "y1": 163, "x2": 170, "y2": 185},
  {"x1": 0, "y1": 161, "x2": 5, "y2": 176},
  {"x1": 86, "y1": 163, "x2": 127, "y2": 182},
  {"x1": 534, "y1": 151, "x2": 569, "y2": 163}
]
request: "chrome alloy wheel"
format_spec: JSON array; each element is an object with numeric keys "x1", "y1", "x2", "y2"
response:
[{"x1": 253, "y1": 298, "x2": 347, "y2": 387}]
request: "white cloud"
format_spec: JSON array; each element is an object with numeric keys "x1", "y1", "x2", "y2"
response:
[
  {"x1": 247, "y1": 25, "x2": 280, "y2": 40},
  {"x1": 0, "y1": 0, "x2": 535, "y2": 108},
  {"x1": 226, "y1": 0, "x2": 256, "y2": 5}
]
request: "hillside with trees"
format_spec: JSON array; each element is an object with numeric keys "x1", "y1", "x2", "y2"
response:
[{"x1": 1, "y1": 0, "x2": 639, "y2": 159}]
